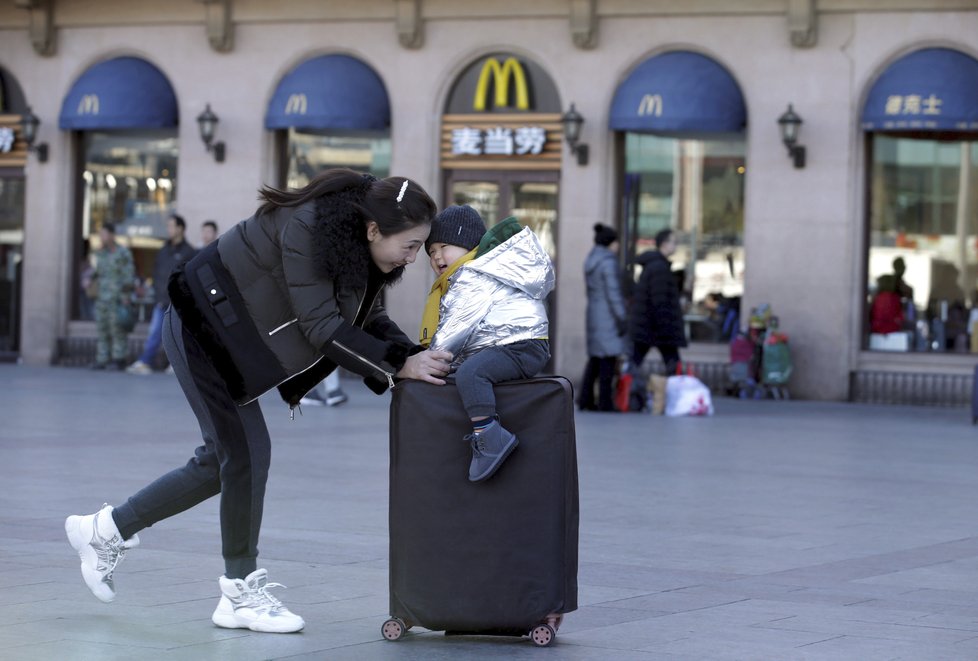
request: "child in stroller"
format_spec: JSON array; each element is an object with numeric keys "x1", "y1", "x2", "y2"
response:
[{"x1": 727, "y1": 304, "x2": 792, "y2": 399}]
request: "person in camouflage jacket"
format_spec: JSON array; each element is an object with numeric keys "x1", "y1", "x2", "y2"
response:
[{"x1": 91, "y1": 222, "x2": 135, "y2": 369}]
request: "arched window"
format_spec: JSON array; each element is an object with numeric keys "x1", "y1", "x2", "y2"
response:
[
  {"x1": 59, "y1": 56, "x2": 179, "y2": 321},
  {"x1": 611, "y1": 51, "x2": 747, "y2": 344},
  {"x1": 265, "y1": 54, "x2": 392, "y2": 186},
  {"x1": 862, "y1": 47, "x2": 978, "y2": 353}
]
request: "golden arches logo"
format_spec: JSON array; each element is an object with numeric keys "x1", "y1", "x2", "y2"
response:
[
  {"x1": 78, "y1": 94, "x2": 100, "y2": 115},
  {"x1": 473, "y1": 57, "x2": 529, "y2": 111},
  {"x1": 285, "y1": 93, "x2": 308, "y2": 115},
  {"x1": 638, "y1": 94, "x2": 663, "y2": 117}
]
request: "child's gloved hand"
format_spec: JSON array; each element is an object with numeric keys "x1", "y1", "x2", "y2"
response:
[{"x1": 398, "y1": 349, "x2": 453, "y2": 385}]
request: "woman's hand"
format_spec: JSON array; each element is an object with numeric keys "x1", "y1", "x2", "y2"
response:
[{"x1": 397, "y1": 349, "x2": 453, "y2": 385}]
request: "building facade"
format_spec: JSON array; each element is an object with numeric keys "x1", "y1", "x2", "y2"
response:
[{"x1": 1, "y1": 0, "x2": 977, "y2": 402}]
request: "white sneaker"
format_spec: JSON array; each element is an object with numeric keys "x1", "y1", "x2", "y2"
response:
[
  {"x1": 325, "y1": 389, "x2": 348, "y2": 406},
  {"x1": 211, "y1": 568, "x2": 304, "y2": 633},
  {"x1": 65, "y1": 505, "x2": 140, "y2": 603},
  {"x1": 126, "y1": 360, "x2": 153, "y2": 375}
]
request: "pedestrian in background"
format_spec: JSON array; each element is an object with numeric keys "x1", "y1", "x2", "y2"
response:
[
  {"x1": 66, "y1": 169, "x2": 451, "y2": 633},
  {"x1": 201, "y1": 219, "x2": 219, "y2": 246},
  {"x1": 127, "y1": 214, "x2": 197, "y2": 374},
  {"x1": 299, "y1": 370, "x2": 349, "y2": 407},
  {"x1": 630, "y1": 228, "x2": 686, "y2": 376},
  {"x1": 579, "y1": 223, "x2": 627, "y2": 411},
  {"x1": 90, "y1": 222, "x2": 135, "y2": 370}
]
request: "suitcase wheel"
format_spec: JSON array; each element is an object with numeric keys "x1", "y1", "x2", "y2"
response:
[
  {"x1": 381, "y1": 617, "x2": 409, "y2": 641},
  {"x1": 529, "y1": 623, "x2": 556, "y2": 647},
  {"x1": 546, "y1": 613, "x2": 563, "y2": 632}
]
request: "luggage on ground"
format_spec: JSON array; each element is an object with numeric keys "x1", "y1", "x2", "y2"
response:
[{"x1": 384, "y1": 376, "x2": 579, "y2": 647}]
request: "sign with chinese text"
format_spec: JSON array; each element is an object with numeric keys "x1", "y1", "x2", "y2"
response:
[
  {"x1": 860, "y1": 48, "x2": 978, "y2": 132},
  {"x1": 441, "y1": 114, "x2": 563, "y2": 170},
  {"x1": 443, "y1": 53, "x2": 563, "y2": 170},
  {"x1": 875, "y1": 93, "x2": 947, "y2": 130}
]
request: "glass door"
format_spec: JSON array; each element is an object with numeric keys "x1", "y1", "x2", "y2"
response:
[
  {"x1": 0, "y1": 170, "x2": 25, "y2": 357},
  {"x1": 446, "y1": 171, "x2": 558, "y2": 259}
]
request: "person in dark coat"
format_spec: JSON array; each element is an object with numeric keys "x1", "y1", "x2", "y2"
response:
[
  {"x1": 127, "y1": 214, "x2": 197, "y2": 374},
  {"x1": 65, "y1": 169, "x2": 452, "y2": 633},
  {"x1": 630, "y1": 228, "x2": 687, "y2": 375},
  {"x1": 579, "y1": 223, "x2": 627, "y2": 411}
]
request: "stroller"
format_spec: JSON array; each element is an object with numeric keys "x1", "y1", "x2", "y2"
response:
[
  {"x1": 728, "y1": 331, "x2": 761, "y2": 399},
  {"x1": 727, "y1": 304, "x2": 793, "y2": 400},
  {"x1": 759, "y1": 319, "x2": 792, "y2": 399}
]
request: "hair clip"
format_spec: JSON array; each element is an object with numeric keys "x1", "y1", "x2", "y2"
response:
[{"x1": 396, "y1": 180, "x2": 409, "y2": 203}]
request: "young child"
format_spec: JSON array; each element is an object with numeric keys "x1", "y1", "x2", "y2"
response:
[{"x1": 420, "y1": 205, "x2": 554, "y2": 482}]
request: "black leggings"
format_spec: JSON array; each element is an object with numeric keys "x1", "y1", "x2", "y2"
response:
[
  {"x1": 579, "y1": 356, "x2": 617, "y2": 411},
  {"x1": 111, "y1": 308, "x2": 271, "y2": 579},
  {"x1": 634, "y1": 342, "x2": 681, "y2": 376}
]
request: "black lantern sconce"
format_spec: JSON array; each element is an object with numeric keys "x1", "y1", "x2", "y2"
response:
[
  {"x1": 21, "y1": 107, "x2": 48, "y2": 163},
  {"x1": 560, "y1": 103, "x2": 589, "y2": 166},
  {"x1": 196, "y1": 103, "x2": 226, "y2": 163},
  {"x1": 777, "y1": 104, "x2": 806, "y2": 169}
]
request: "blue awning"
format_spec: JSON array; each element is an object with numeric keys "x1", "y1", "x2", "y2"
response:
[
  {"x1": 59, "y1": 57, "x2": 177, "y2": 130},
  {"x1": 265, "y1": 54, "x2": 390, "y2": 131},
  {"x1": 609, "y1": 51, "x2": 746, "y2": 133},
  {"x1": 862, "y1": 48, "x2": 978, "y2": 132}
]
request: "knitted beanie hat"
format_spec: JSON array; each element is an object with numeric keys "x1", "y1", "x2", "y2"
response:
[
  {"x1": 593, "y1": 223, "x2": 618, "y2": 247},
  {"x1": 426, "y1": 205, "x2": 487, "y2": 252}
]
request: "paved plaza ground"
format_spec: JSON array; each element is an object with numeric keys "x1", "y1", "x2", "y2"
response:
[{"x1": 2, "y1": 364, "x2": 978, "y2": 660}]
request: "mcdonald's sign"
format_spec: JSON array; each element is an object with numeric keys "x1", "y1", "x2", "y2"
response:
[
  {"x1": 285, "y1": 93, "x2": 308, "y2": 115},
  {"x1": 637, "y1": 94, "x2": 663, "y2": 117},
  {"x1": 473, "y1": 57, "x2": 529, "y2": 111},
  {"x1": 77, "y1": 94, "x2": 100, "y2": 115}
]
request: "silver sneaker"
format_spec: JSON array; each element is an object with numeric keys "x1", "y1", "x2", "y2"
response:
[
  {"x1": 211, "y1": 568, "x2": 304, "y2": 633},
  {"x1": 65, "y1": 504, "x2": 139, "y2": 603}
]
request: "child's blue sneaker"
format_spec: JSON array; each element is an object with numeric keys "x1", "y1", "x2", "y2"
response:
[{"x1": 466, "y1": 420, "x2": 518, "y2": 482}]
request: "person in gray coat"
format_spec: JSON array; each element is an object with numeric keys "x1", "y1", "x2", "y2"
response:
[{"x1": 579, "y1": 223, "x2": 627, "y2": 411}]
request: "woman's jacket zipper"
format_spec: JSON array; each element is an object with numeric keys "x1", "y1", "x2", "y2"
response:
[{"x1": 281, "y1": 284, "x2": 390, "y2": 417}]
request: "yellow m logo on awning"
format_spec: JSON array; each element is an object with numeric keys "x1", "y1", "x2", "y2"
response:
[
  {"x1": 285, "y1": 93, "x2": 308, "y2": 115},
  {"x1": 78, "y1": 94, "x2": 100, "y2": 115},
  {"x1": 473, "y1": 57, "x2": 529, "y2": 111}
]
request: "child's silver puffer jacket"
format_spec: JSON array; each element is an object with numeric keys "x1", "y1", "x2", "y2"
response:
[{"x1": 431, "y1": 226, "x2": 554, "y2": 366}]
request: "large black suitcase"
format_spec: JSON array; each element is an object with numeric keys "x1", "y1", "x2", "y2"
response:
[{"x1": 383, "y1": 376, "x2": 579, "y2": 647}]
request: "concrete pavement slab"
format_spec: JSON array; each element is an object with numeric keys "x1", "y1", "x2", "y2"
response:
[{"x1": 3, "y1": 364, "x2": 978, "y2": 659}]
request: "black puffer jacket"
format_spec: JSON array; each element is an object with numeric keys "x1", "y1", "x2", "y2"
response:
[
  {"x1": 152, "y1": 238, "x2": 197, "y2": 307},
  {"x1": 168, "y1": 200, "x2": 416, "y2": 408},
  {"x1": 629, "y1": 250, "x2": 687, "y2": 348}
]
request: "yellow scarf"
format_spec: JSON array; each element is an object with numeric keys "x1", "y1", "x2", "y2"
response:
[{"x1": 419, "y1": 248, "x2": 477, "y2": 346}]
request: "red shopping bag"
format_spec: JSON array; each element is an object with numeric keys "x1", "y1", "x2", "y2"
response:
[{"x1": 615, "y1": 371, "x2": 633, "y2": 412}]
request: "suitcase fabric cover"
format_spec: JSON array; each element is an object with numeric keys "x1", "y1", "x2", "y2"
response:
[{"x1": 388, "y1": 376, "x2": 579, "y2": 635}]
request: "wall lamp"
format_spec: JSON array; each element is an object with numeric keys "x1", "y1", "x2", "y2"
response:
[
  {"x1": 560, "y1": 103, "x2": 589, "y2": 166},
  {"x1": 196, "y1": 103, "x2": 226, "y2": 163},
  {"x1": 21, "y1": 106, "x2": 48, "y2": 163},
  {"x1": 777, "y1": 103, "x2": 806, "y2": 169}
]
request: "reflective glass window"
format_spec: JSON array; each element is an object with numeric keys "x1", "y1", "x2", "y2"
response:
[
  {"x1": 76, "y1": 131, "x2": 178, "y2": 320},
  {"x1": 285, "y1": 129, "x2": 390, "y2": 187},
  {"x1": 866, "y1": 134, "x2": 978, "y2": 353},
  {"x1": 623, "y1": 133, "x2": 746, "y2": 343}
]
